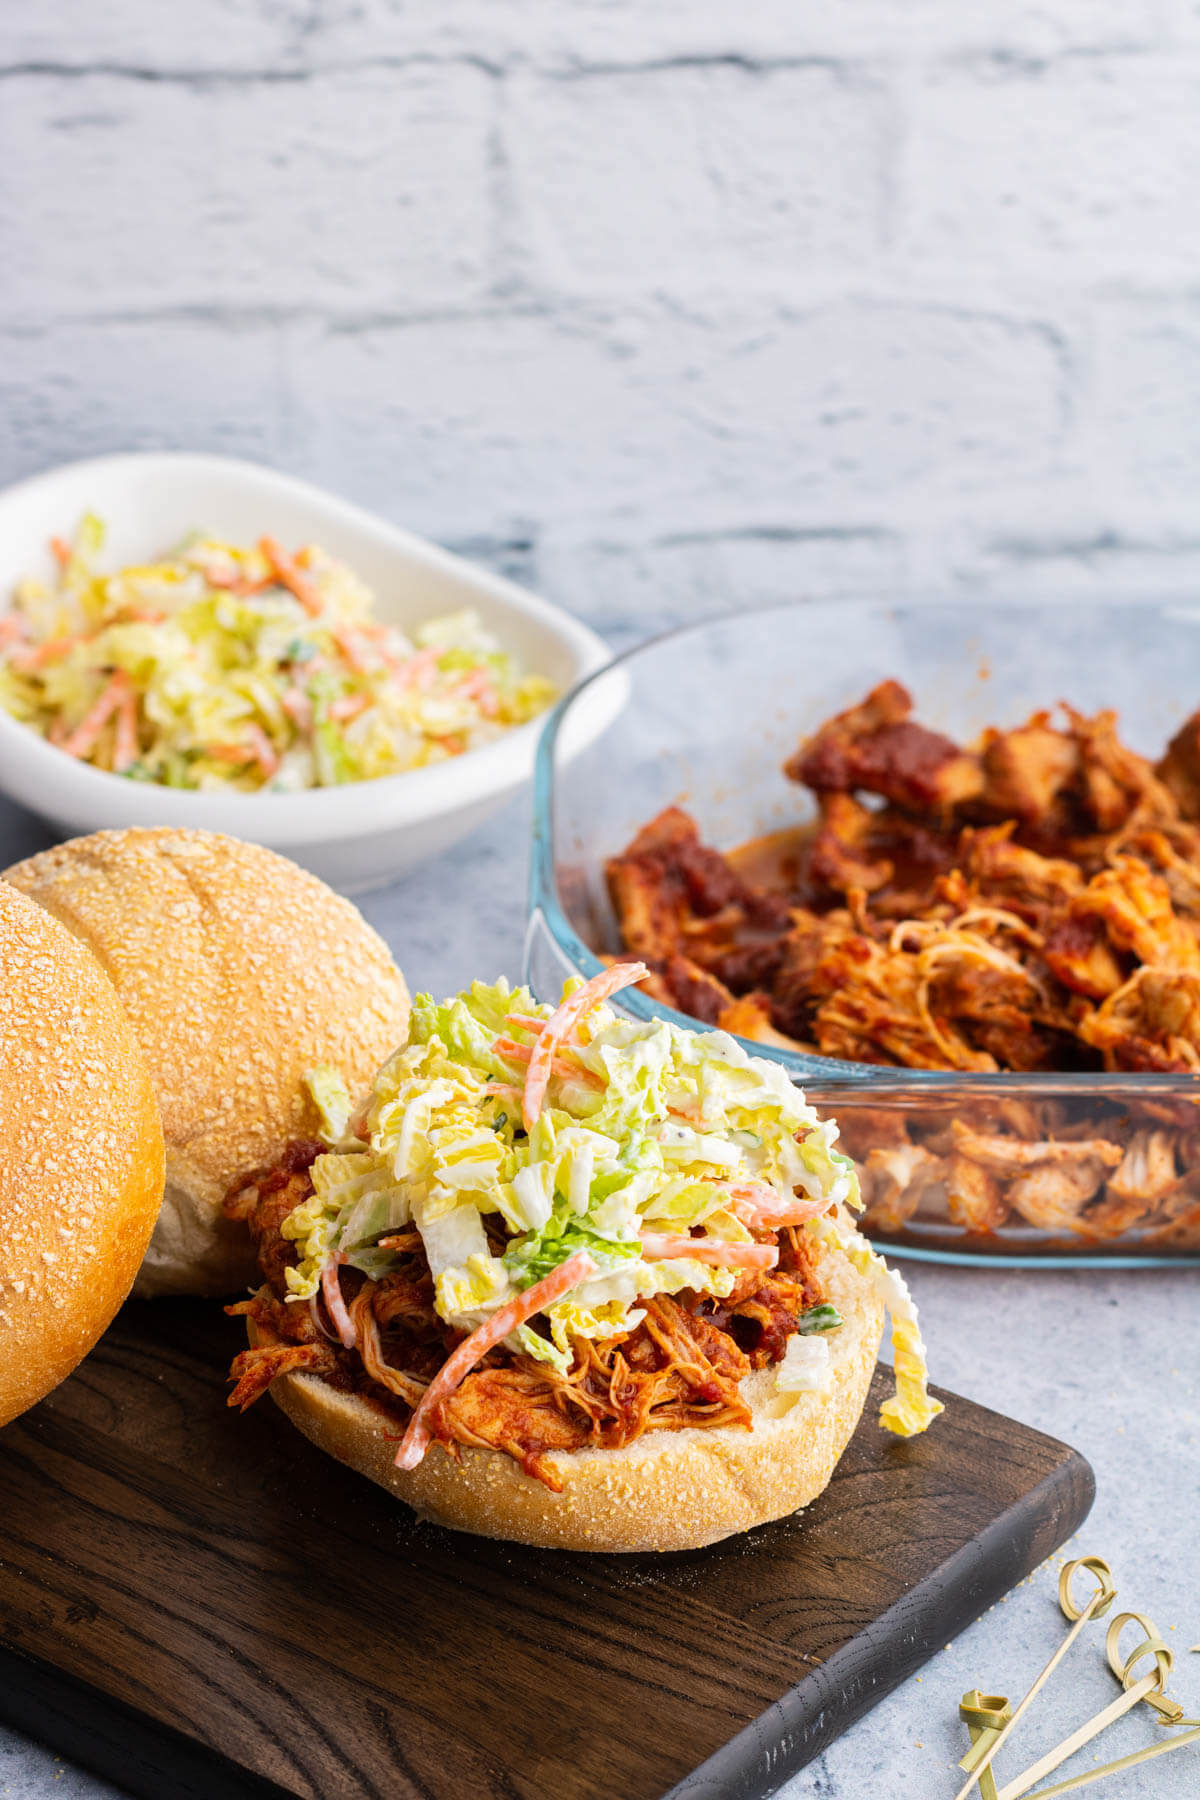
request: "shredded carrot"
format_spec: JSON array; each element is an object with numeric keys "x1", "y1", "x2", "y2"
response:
[
  {"x1": 394, "y1": 1249, "x2": 598, "y2": 1470},
  {"x1": 522, "y1": 963, "x2": 650, "y2": 1132},
  {"x1": 205, "y1": 563, "x2": 271, "y2": 597},
  {"x1": 49, "y1": 536, "x2": 72, "y2": 568},
  {"x1": 329, "y1": 693, "x2": 370, "y2": 724},
  {"x1": 260, "y1": 535, "x2": 323, "y2": 618},
  {"x1": 280, "y1": 686, "x2": 313, "y2": 730},
  {"x1": 666, "y1": 1102, "x2": 707, "y2": 1127},
  {"x1": 321, "y1": 1256, "x2": 356, "y2": 1349},
  {"x1": 493, "y1": 1035, "x2": 603, "y2": 1089},
  {"x1": 332, "y1": 625, "x2": 372, "y2": 677},
  {"x1": 0, "y1": 616, "x2": 24, "y2": 647},
  {"x1": 245, "y1": 724, "x2": 279, "y2": 778},
  {"x1": 59, "y1": 672, "x2": 131, "y2": 760},
  {"x1": 640, "y1": 1233, "x2": 778, "y2": 1270},
  {"x1": 399, "y1": 647, "x2": 439, "y2": 691},
  {"x1": 724, "y1": 1182, "x2": 834, "y2": 1229},
  {"x1": 112, "y1": 693, "x2": 139, "y2": 772},
  {"x1": 484, "y1": 1082, "x2": 524, "y2": 1106},
  {"x1": 197, "y1": 563, "x2": 238, "y2": 589},
  {"x1": 458, "y1": 668, "x2": 499, "y2": 716},
  {"x1": 10, "y1": 635, "x2": 80, "y2": 671}
]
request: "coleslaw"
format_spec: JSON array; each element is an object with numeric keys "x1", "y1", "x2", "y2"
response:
[
  {"x1": 289, "y1": 967, "x2": 942, "y2": 1458},
  {"x1": 0, "y1": 515, "x2": 556, "y2": 791}
]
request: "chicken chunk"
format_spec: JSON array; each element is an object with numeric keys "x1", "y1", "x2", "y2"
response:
[
  {"x1": 1157, "y1": 708, "x2": 1200, "y2": 821},
  {"x1": 808, "y1": 792, "x2": 895, "y2": 895},
  {"x1": 858, "y1": 1142, "x2": 945, "y2": 1234},
  {"x1": 1072, "y1": 857, "x2": 1200, "y2": 972},
  {"x1": 977, "y1": 715, "x2": 1079, "y2": 828},
  {"x1": 1042, "y1": 912, "x2": 1125, "y2": 999},
  {"x1": 1006, "y1": 1155, "x2": 1118, "y2": 1234},
  {"x1": 1079, "y1": 969, "x2": 1200, "y2": 1071},
  {"x1": 949, "y1": 1125, "x2": 1122, "y2": 1235},
  {"x1": 950, "y1": 1127, "x2": 1124, "y2": 1174},
  {"x1": 945, "y1": 1152, "x2": 1010, "y2": 1234},
  {"x1": 1066, "y1": 706, "x2": 1178, "y2": 832},
  {"x1": 786, "y1": 680, "x2": 983, "y2": 814}
]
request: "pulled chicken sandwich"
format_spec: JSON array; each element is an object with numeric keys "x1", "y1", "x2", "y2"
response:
[{"x1": 223, "y1": 964, "x2": 939, "y2": 1552}]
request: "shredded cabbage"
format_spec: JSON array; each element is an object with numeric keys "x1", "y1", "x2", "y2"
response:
[
  {"x1": 276, "y1": 975, "x2": 938, "y2": 1437},
  {"x1": 774, "y1": 1334, "x2": 833, "y2": 1396},
  {"x1": 810, "y1": 1211, "x2": 944, "y2": 1437},
  {"x1": 304, "y1": 1064, "x2": 353, "y2": 1147},
  {"x1": 0, "y1": 517, "x2": 555, "y2": 790}
]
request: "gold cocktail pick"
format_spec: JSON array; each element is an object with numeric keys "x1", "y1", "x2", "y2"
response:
[
  {"x1": 959, "y1": 1692, "x2": 1013, "y2": 1800},
  {"x1": 952, "y1": 1557, "x2": 1117, "y2": 1800},
  {"x1": 1104, "y1": 1612, "x2": 1185, "y2": 1723},
  {"x1": 993, "y1": 1610, "x2": 1179, "y2": 1800},
  {"x1": 1000, "y1": 1724, "x2": 1200, "y2": 1799}
]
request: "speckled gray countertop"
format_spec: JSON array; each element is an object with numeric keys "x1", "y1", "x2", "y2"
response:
[{"x1": 1, "y1": 788, "x2": 1198, "y2": 1800}]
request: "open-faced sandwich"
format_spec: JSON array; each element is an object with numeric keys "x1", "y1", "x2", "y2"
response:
[{"x1": 224, "y1": 964, "x2": 940, "y2": 1551}]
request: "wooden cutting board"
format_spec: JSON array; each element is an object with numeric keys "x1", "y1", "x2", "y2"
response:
[{"x1": 0, "y1": 1300, "x2": 1092, "y2": 1800}]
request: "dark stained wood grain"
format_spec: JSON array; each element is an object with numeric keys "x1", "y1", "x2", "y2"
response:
[{"x1": 0, "y1": 1299, "x2": 1093, "y2": 1800}]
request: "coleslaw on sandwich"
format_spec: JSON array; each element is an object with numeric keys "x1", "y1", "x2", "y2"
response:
[{"x1": 226, "y1": 963, "x2": 941, "y2": 1487}]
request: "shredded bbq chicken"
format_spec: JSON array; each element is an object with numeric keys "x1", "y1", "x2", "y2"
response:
[
  {"x1": 223, "y1": 1165, "x2": 828, "y2": 1490},
  {"x1": 606, "y1": 685, "x2": 1200, "y2": 1248}
]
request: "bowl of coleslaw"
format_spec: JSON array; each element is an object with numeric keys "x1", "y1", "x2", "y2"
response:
[{"x1": 0, "y1": 454, "x2": 609, "y2": 892}]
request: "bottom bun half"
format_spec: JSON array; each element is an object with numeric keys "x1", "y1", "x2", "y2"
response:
[{"x1": 253, "y1": 1237, "x2": 885, "y2": 1553}]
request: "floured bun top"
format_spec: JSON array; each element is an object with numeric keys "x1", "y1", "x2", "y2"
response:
[{"x1": 0, "y1": 881, "x2": 163, "y2": 1425}]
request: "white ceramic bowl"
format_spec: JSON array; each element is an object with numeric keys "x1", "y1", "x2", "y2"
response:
[{"x1": 0, "y1": 454, "x2": 609, "y2": 893}]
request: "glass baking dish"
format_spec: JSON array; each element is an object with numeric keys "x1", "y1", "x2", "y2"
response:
[{"x1": 526, "y1": 600, "x2": 1200, "y2": 1267}]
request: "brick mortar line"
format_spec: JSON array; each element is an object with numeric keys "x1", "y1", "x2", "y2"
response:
[
  {"x1": 0, "y1": 42, "x2": 1183, "y2": 88},
  {"x1": 0, "y1": 52, "x2": 867, "y2": 86},
  {"x1": 0, "y1": 54, "x2": 506, "y2": 85},
  {"x1": 0, "y1": 291, "x2": 1134, "y2": 337}
]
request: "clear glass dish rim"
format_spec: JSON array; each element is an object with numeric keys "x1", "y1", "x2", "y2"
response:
[{"x1": 527, "y1": 598, "x2": 1200, "y2": 1268}]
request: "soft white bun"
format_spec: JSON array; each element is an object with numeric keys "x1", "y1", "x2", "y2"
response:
[
  {"x1": 5, "y1": 828, "x2": 409, "y2": 1298},
  {"x1": 0, "y1": 881, "x2": 164, "y2": 1426},
  {"x1": 253, "y1": 1234, "x2": 885, "y2": 1553}
]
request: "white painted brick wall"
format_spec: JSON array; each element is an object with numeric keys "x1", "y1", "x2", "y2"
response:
[
  {"x1": 1, "y1": 0, "x2": 1199, "y2": 639},
  {"x1": 0, "y1": 65, "x2": 495, "y2": 311},
  {"x1": 904, "y1": 57, "x2": 1200, "y2": 276},
  {"x1": 509, "y1": 64, "x2": 888, "y2": 284}
]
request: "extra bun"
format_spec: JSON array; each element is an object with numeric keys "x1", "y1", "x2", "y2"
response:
[
  {"x1": 0, "y1": 882, "x2": 163, "y2": 1427},
  {"x1": 4, "y1": 828, "x2": 409, "y2": 1299},
  {"x1": 252, "y1": 1234, "x2": 884, "y2": 1553}
]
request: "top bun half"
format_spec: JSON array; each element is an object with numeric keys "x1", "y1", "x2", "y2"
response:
[
  {"x1": 5, "y1": 828, "x2": 409, "y2": 1297},
  {"x1": 0, "y1": 881, "x2": 163, "y2": 1424}
]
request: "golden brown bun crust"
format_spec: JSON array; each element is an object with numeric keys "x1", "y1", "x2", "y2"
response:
[
  {"x1": 4, "y1": 828, "x2": 409, "y2": 1298},
  {"x1": 253, "y1": 1235, "x2": 885, "y2": 1552},
  {"x1": 0, "y1": 882, "x2": 164, "y2": 1426}
]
